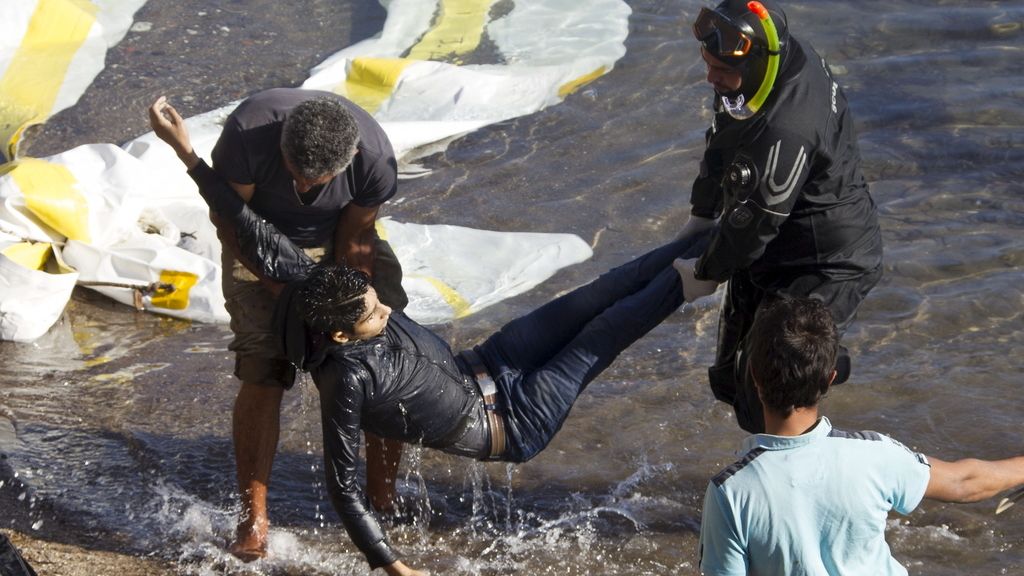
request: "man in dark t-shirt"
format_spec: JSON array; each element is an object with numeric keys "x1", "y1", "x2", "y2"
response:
[{"x1": 207, "y1": 88, "x2": 408, "y2": 560}]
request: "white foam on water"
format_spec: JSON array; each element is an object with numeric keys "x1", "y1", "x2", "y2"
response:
[{"x1": 423, "y1": 458, "x2": 685, "y2": 574}]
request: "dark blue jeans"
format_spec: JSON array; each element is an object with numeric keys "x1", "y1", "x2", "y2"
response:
[{"x1": 476, "y1": 232, "x2": 710, "y2": 462}]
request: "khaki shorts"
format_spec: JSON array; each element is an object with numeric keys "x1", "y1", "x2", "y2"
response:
[{"x1": 223, "y1": 238, "x2": 408, "y2": 389}]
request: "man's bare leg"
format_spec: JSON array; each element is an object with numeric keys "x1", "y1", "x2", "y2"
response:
[{"x1": 228, "y1": 382, "x2": 284, "y2": 561}]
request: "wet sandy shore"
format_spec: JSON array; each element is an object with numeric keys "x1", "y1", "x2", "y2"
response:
[{"x1": 4, "y1": 530, "x2": 177, "y2": 576}]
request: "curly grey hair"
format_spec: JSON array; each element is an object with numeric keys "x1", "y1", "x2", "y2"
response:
[{"x1": 280, "y1": 97, "x2": 360, "y2": 180}]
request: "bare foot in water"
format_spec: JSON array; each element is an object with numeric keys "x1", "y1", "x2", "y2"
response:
[
  {"x1": 228, "y1": 541, "x2": 266, "y2": 562},
  {"x1": 228, "y1": 517, "x2": 268, "y2": 562}
]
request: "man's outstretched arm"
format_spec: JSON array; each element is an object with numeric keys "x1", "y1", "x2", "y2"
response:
[{"x1": 925, "y1": 455, "x2": 1024, "y2": 503}]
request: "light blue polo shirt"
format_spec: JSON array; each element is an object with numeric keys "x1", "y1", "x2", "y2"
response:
[{"x1": 699, "y1": 417, "x2": 931, "y2": 576}]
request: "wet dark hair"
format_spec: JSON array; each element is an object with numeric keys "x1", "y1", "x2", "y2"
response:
[
  {"x1": 280, "y1": 97, "x2": 360, "y2": 180},
  {"x1": 298, "y1": 263, "x2": 370, "y2": 335},
  {"x1": 747, "y1": 297, "x2": 837, "y2": 417}
]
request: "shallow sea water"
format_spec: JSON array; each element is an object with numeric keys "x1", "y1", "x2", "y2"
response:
[{"x1": 2, "y1": 0, "x2": 1023, "y2": 574}]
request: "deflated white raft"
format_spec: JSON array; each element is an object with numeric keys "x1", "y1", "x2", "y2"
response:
[
  {"x1": 301, "y1": 0, "x2": 631, "y2": 159},
  {"x1": 0, "y1": 0, "x2": 147, "y2": 162},
  {"x1": 0, "y1": 0, "x2": 629, "y2": 341},
  {"x1": 0, "y1": 143, "x2": 593, "y2": 340}
]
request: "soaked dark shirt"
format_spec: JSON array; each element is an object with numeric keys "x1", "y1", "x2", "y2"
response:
[
  {"x1": 690, "y1": 37, "x2": 883, "y2": 291},
  {"x1": 211, "y1": 88, "x2": 398, "y2": 248}
]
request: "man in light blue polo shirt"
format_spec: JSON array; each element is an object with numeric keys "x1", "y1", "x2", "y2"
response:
[{"x1": 699, "y1": 297, "x2": 1024, "y2": 575}]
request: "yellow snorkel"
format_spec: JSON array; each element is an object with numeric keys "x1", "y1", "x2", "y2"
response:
[{"x1": 745, "y1": 2, "x2": 780, "y2": 114}]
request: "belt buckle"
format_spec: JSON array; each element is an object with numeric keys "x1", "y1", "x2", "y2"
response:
[{"x1": 462, "y1": 349, "x2": 505, "y2": 460}]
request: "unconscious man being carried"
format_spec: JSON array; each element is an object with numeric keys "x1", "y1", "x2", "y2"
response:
[{"x1": 149, "y1": 97, "x2": 717, "y2": 576}]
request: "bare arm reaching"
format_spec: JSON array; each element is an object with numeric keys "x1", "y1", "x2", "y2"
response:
[{"x1": 925, "y1": 455, "x2": 1024, "y2": 503}]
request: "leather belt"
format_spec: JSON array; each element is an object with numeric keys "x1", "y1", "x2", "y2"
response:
[{"x1": 461, "y1": 348, "x2": 506, "y2": 460}]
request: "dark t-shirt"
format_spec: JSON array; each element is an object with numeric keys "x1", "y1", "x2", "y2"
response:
[{"x1": 211, "y1": 88, "x2": 398, "y2": 248}]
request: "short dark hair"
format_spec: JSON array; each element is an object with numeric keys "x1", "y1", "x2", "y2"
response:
[
  {"x1": 747, "y1": 297, "x2": 838, "y2": 416},
  {"x1": 281, "y1": 97, "x2": 360, "y2": 180},
  {"x1": 298, "y1": 263, "x2": 370, "y2": 335}
]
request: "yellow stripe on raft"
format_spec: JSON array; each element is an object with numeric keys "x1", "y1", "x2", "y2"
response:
[
  {"x1": 0, "y1": 0, "x2": 98, "y2": 160},
  {"x1": 407, "y1": 0, "x2": 495, "y2": 61},
  {"x1": 558, "y1": 66, "x2": 608, "y2": 99},
  {"x1": 342, "y1": 57, "x2": 415, "y2": 115},
  {"x1": 0, "y1": 242, "x2": 52, "y2": 270},
  {"x1": 340, "y1": 0, "x2": 494, "y2": 114},
  {"x1": 420, "y1": 275, "x2": 472, "y2": 318},
  {"x1": 6, "y1": 158, "x2": 90, "y2": 242},
  {"x1": 150, "y1": 269, "x2": 199, "y2": 311},
  {"x1": 374, "y1": 221, "x2": 471, "y2": 318}
]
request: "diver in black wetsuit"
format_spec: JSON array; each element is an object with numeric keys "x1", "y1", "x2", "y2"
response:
[
  {"x1": 674, "y1": 0, "x2": 884, "y2": 433},
  {"x1": 150, "y1": 98, "x2": 715, "y2": 576}
]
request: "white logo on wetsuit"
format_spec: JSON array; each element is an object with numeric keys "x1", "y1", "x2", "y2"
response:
[
  {"x1": 821, "y1": 58, "x2": 839, "y2": 114},
  {"x1": 762, "y1": 140, "x2": 807, "y2": 207}
]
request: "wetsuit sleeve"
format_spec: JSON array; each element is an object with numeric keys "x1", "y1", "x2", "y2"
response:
[
  {"x1": 317, "y1": 360, "x2": 399, "y2": 569},
  {"x1": 690, "y1": 126, "x2": 725, "y2": 220},
  {"x1": 187, "y1": 160, "x2": 315, "y2": 282},
  {"x1": 699, "y1": 482, "x2": 747, "y2": 575},
  {"x1": 695, "y1": 127, "x2": 814, "y2": 282}
]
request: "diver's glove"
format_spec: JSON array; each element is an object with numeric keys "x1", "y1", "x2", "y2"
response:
[{"x1": 673, "y1": 257, "x2": 719, "y2": 302}]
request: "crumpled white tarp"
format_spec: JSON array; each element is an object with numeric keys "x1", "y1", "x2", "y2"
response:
[
  {"x1": 0, "y1": 144, "x2": 228, "y2": 341},
  {"x1": 0, "y1": 0, "x2": 631, "y2": 341},
  {"x1": 0, "y1": 252, "x2": 78, "y2": 342},
  {"x1": 381, "y1": 218, "x2": 592, "y2": 323}
]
